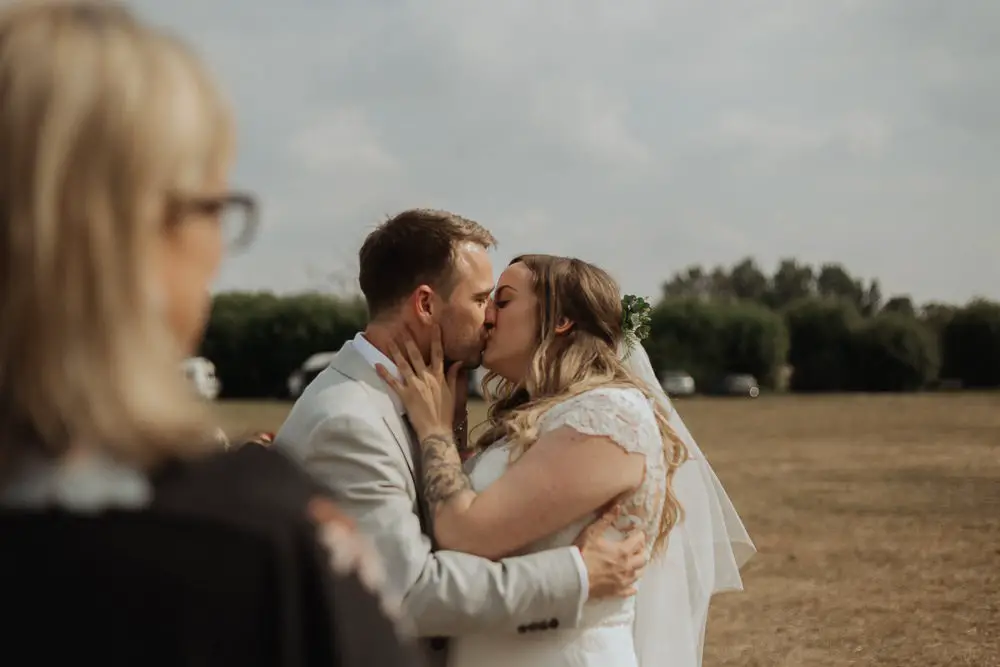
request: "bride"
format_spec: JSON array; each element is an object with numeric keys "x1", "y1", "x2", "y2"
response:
[{"x1": 378, "y1": 254, "x2": 754, "y2": 667}]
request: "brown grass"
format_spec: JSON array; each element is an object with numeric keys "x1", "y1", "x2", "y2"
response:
[{"x1": 217, "y1": 393, "x2": 1000, "y2": 667}]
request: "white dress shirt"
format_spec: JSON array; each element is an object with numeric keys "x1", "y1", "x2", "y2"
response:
[{"x1": 353, "y1": 332, "x2": 405, "y2": 415}]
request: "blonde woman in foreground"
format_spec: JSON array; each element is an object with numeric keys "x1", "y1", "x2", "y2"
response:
[
  {"x1": 0, "y1": 3, "x2": 417, "y2": 666},
  {"x1": 382, "y1": 255, "x2": 756, "y2": 667}
]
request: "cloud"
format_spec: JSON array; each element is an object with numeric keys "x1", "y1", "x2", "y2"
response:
[
  {"x1": 132, "y1": 0, "x2": 1000, "y2": 304},
  {"x1": 711, "y1": 110, "x2": 891, "y2": 159},
  {"x1": 528, "y1": 82, "x2": 651, "y2": 167},
  {"x1": 286, "y1": 108, "x2": 399, "y2": 175},
  {"x1": 714, "y1": 113, "x2": 829, "y2": 156}
]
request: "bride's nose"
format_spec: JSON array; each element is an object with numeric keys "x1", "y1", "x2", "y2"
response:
[{"x1": 484, "y1": 299, "x2": 497, "y2": 329}]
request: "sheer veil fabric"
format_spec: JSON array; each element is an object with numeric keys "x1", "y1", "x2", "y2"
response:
[{"x1": 622, "y1": 343, "x2": 756, "y2": 667}]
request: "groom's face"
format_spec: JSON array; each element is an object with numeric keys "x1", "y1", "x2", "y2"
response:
[{"x1": 437, "y1": 242, "x2": 495, "y2": 368}]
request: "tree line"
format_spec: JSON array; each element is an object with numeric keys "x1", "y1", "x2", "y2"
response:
[{"x1": 199, "y1": 258, "x2": 1000, "y2": 398}]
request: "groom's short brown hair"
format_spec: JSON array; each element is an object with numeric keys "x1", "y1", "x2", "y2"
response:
[{"x1": 358, "y1": 208, "x2": 497, "y2": 319}]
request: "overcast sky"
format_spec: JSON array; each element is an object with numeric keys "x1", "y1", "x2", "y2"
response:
[{"x1": 133, "y1": 0, "x2": 999, "y2": 305}]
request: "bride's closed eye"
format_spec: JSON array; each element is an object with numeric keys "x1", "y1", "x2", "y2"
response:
[{"x1": 492, "y1": 280, "x2": 521, "y2": 310}]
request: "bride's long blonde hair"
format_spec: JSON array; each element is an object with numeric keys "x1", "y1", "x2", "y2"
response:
[{"x1": 475, "y1": 255, "x2": 689, "y2": 554}]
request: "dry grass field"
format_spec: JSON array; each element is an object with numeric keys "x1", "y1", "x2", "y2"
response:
[{"x1": 217, "y1": 393, "x2": 1000, "y2": 667}]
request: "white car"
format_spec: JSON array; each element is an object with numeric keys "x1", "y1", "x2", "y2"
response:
[
  {"x1": 288, "y1": 356, "x2": 492, "y2": 400},
  {"x1": 723, "y1": 373, "x2": 760, "y2": 398},
  {"x1": 287, "y1": 351, "x2": 337, "y2": 399},
  {"x1": 661, "y1": 370, "x2": 696, "y2": 397},
  {"x1": 182, "y1": 356, "x2": 220, "y2": 400}
]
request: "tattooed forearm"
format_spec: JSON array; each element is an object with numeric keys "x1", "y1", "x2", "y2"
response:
[{"x1": 420, "y1": 433, "x2": 473, "y2": 513}]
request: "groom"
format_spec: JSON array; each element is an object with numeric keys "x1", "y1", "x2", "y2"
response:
[{"x1": 275, "y1": 209, "x2": 646, "y2": 661}]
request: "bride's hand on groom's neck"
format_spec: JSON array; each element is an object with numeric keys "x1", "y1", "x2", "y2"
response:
[{"x1": 375, "y1": 325, "x2": 462, "y2": 440}]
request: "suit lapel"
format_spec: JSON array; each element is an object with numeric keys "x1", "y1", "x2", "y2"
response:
[
  {"x1": 329, "y1": 342, "x2": 418, "y2": 482},
  {"x1": 329, "y1": 341, "x2": 436, "y2": 539}
]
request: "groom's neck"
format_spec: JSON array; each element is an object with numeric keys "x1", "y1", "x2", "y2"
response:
[
  {"x1": 363, "y1": 321, "x2": 429, "y2": 364},
  {"x1": 361, "y1": 324, "x2": 395, "y2": 361}
]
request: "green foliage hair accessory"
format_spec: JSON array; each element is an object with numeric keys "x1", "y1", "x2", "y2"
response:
[{"x1": 621, "y1": 294, "x2": 652, "y2": 354}]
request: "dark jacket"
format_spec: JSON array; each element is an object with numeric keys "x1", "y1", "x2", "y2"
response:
[{"x1": 0, "y1": 443, "x2": 424, "y2": 667}]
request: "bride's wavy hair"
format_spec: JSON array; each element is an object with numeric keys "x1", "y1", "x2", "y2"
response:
[{"x1": 475, "y1": 254, "x2": 689, "y2": 554}]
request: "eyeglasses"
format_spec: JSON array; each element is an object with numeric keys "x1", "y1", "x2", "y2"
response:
[{"x1": 168, "y1": 192, "x2": 260, "y2": 252}]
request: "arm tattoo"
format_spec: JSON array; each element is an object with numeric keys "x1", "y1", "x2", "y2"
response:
[{"x1": 420, "y1": 433, "x2": 473, "y2": 512}]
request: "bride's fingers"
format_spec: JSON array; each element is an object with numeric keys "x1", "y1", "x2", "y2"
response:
[
  {"x1": 375, "y1": 364, "x2": 403, "y2": 393},
  {"x1": 401, "y1": 335, "x2": 427, "y2": 375},
  {"x1": 386, "y1": 340, "x2": 415, "y2": 381}
]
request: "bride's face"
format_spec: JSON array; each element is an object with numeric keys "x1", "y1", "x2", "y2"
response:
[{"x1": 482, "y1": 262, "x2": 539, "y2": 382}]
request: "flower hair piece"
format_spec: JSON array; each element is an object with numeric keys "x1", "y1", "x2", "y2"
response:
[{"x1": 620, "y1": 294, "x2": 652, "y2": 357}]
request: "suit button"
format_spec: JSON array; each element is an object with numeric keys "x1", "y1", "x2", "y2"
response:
[
  {"x1": 430, "y1": 637, "x2": 446, "y2": 650},
  {"x1": 549, "y1": 618, "x2": 559, "y2": 629},
  {"x1": 517, "y1": 625, "x2": 527, "y2": 634}
]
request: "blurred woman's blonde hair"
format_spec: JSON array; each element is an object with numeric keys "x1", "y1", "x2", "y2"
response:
[{"x1": 0, "y1": 1, "x2": 232, "y2": 469}]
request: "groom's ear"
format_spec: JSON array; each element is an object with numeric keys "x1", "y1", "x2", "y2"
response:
[
  {"x1": 412, "y1": 285, "x2": 435, "y2": 324},
  {"x1": 554, "y1": 317, "x2": 575, "y2": 335}
]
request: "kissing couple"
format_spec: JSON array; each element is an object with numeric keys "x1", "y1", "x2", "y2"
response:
[{"x1": 274, "y1": 209, "x2": 756, "y2": 667}]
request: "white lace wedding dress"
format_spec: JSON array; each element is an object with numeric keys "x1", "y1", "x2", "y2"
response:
[{"x1": 449, "y1": 386, "x2": 666, "y2": 667}]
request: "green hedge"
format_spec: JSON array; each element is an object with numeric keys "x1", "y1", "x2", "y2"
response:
[
  {"x1": 644, "y1": 299, "x2": 787, "y2": 389},
  {"x1": 199, "y1": 291, "x2": 1000, "y2": 397},
  {"x1": 848, "y1": 313, "x2": 939, "y2": 392},
  {"x1": 199, "y1": 292, "x2": 367, "y2": 398},
  {"x1": 940, "y1": 300, "x2": 1000, "y2": 388}
]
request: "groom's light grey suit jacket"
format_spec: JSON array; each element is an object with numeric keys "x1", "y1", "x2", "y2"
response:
[{"x1": 274, "y1": 337, "x2": 587, "y2": 660}]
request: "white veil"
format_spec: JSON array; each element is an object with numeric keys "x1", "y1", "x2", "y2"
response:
[{"x1": 622, "y1": 343, "x2": 757, "y2": 667}]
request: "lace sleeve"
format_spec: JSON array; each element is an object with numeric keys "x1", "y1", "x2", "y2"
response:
[{"x1": 539, "y1": 387, "x2": 661, "y2": 458}]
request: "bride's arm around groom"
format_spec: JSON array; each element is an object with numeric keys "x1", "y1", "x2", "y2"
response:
[
  {"x1": 274, "y1": 338, "x2": 641, "y2": 639},
  {"x1": 275, "y1": 209, "x2": 645, "y2": 648},
  {"x1": 275, "y1": 212, "x2": 644, "y2": 644}
]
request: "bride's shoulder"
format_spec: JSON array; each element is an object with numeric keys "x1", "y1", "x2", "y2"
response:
[
  {"x1": 541, "y1": 384, "x2": 656, "y2": 427},
  {"x1": 538, "y1": 384, "x2": 660, "y2": 453},
  {"x1": 552, "y1": 384, "x2": 650, "y2": 411}
]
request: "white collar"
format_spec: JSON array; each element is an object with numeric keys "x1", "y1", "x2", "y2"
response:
[
  {"x1": 0, "y1": 450, "x2": 151, "y2": 513},
  {"x1": 352, "y1": 332, "x2": 405, "y2": 415}
]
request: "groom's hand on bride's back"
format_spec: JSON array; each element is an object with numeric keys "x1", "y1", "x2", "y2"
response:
[{"x1": 573, "y1": 506, "x2": 647, "y2": 598}]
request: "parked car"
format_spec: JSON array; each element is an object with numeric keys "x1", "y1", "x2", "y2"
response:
[
  {"x1": 182, "y1": 356, "x2": 220, "y2": 400},
  {"x1": 660, "y1": 370, "x2": 696, "y2": 397},
  {"x1": 723, "y1": 373, "x2": 760, "y2": 398},
  {"x1": 287, "y1": 351, "x2": 336, "y2": 399},
  {"x1": 288, "y1": 357, "x2": 493, "y2": 401}
]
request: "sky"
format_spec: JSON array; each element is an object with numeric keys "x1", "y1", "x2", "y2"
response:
[{"x1": 132, "y1": 0, "x2": 1000, "y2": 305}]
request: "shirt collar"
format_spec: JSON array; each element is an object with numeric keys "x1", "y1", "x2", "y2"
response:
[
  {"x1": 352, "y1": 332, "x2": 405, "y2": 416},
  {"x1": 0, "y1": 450, "x2": 152, "y2": 512}
]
